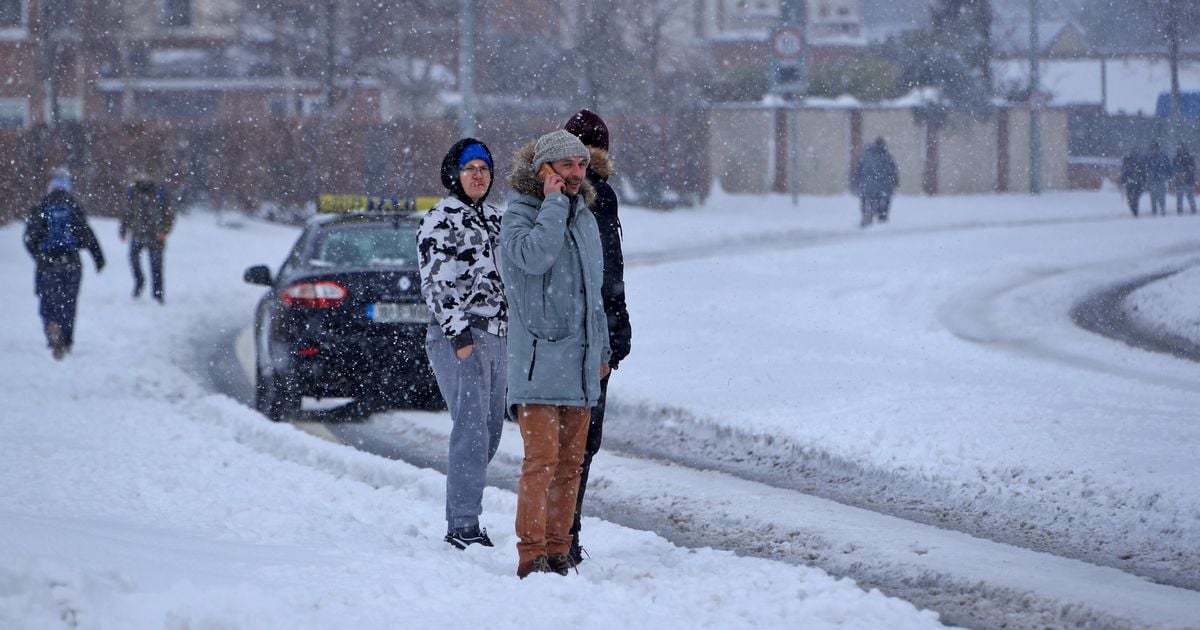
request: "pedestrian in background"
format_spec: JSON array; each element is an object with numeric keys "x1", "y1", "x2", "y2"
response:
[
  {"x1": 22, "y1": 167, "x2": 105, "y2": 360},
  {"x1": 418, "y1": 138, "x2": 508, "y2": 551},
  {"x1": 851, "y1": 137, "x2": 899, "y2": 228},
  {"x1": 1120, "y1": 147, "x2": 1146, "y2": 217},
  {"x1": 1145, "y1": 141, "x2": 1172, "y2": 217},
  {"x1": 121, "y1": 171, "x2": 174, "y2": 303},
  {"x1": 562, "y1": 108, "x2": 632, "y2": 567},
  {"x1": 1172, "y1": 143, "x2": 1196, "y2": 215},
  {"x1": 500, "y1": 129, "x2": 610, "y2": 579}
]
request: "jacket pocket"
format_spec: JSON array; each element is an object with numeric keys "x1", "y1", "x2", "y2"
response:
[
  {"x1": 520, "y1": 274, "x2": 571, "y2": 340},
  {"x1": 523, "y1": 335, "x2": 585, "y2": 393}
]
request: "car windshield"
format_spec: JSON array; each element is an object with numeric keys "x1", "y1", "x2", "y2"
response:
[{"x1": 310, "y1": 224, "x2": 417, "y2": 268}]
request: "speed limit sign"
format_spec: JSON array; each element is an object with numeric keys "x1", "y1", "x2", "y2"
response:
[{"x1": 772, "y1": 27, "x2": 804, "y2": 61}]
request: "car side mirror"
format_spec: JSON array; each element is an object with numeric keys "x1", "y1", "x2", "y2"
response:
[{"x1": 244, "y1": 265, "x2": 272, "y2": 286}]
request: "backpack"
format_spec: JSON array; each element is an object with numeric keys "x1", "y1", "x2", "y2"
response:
[{"x1": 40, "y1": 201, "x2": 79, "y2": 255}]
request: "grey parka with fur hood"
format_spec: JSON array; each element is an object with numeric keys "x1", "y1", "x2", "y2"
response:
[{"x1": 499, "y1": 142, "x2": 611, "y2": 409}]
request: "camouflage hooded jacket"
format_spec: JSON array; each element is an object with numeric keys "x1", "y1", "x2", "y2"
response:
[{"x1": 417, "y1": 195, "x2": 507, "y2": 349}]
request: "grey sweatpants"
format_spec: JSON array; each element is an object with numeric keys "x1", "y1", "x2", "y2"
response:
[{"x1": 425, "y1": 323, "x2": 507, "y2": 531}]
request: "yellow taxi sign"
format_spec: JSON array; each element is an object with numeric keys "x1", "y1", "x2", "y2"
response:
[{"x1": 317, "y1": 195, "x2": 441, "y2": 214}]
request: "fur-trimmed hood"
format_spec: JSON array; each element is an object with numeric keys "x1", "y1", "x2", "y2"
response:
[
  {"x1": 586, "y1": 146, "x2": 614, "y2": 180},
  {"x1": 506, "y1": 142, "x2": 597, "y2": 207}
]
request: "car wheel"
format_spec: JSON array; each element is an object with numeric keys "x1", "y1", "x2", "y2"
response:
[{"x1": 256, "y1": 362, "x2": 301, "y2": 422}]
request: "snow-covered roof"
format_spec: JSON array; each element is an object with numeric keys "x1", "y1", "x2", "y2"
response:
[{"x1": 993, "y1": 57, "x2": 1200, "y2": 116}]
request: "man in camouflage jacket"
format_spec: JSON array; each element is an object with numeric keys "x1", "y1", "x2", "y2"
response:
[{"x1": 417, "y1": 138, "x2": 507, "y2": 551}]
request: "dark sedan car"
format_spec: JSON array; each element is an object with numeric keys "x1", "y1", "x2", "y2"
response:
[{"x1": 244, "y1": 205, "x2": 442, "y2": 421}]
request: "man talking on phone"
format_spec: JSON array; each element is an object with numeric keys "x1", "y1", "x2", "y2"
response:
[{"x1": 499, "y1": 129, "x2": 611, "y2": 579}]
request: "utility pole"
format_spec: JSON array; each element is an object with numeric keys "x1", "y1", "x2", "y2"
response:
[
  {"x1": 324, "y1": 0, "x2": 337, "y2": 111},
  {"x1": 458, "y1": 0, "x2": 476, "y2": 137},
  {"x1": 1028, "y1": 0, "x2": 1042, "y2": 194},
  {"x1": 1167, "y1": 0, "x2": 1182, "y2": 149},
  {"x1": 772, "y1": 0, "x2": 808, "y2": 204},
  {"x1": 37, "y1": 2, "x2": 61, "y2": 127}
]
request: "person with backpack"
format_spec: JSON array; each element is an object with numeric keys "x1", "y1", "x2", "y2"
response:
[
  {"x1": 121, "y1": 172, "x2": 174, "y2": 302},
  {"x1": 23, "y1": 167, "x2": 105, "y2": 360}
]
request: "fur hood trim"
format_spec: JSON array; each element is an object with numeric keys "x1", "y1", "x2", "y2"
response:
[
  {"x1": 587, "y1": 147, "x2": 614, "y2": 180},
  {"x1": 507, "y1": 142, "x2": 597, "y2": 207}
]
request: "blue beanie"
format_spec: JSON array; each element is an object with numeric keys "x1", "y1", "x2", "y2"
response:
[
  {"x1": 458, "y1": 142, "x2": 493, "y2": 171},
  {"x1": 47, "y1": 175, "x2": 71, "y2": 193}
]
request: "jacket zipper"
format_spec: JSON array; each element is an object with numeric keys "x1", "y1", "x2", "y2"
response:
[
  {"x1": 572, "y1": 225, "x2": 589, "y2": 402},
  {"x1": 527, "y1": 338, "x2": 537, "y2": 381}
]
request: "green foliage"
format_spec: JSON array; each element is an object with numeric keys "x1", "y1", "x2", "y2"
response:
[
  {"x1": 806, "y1": 56, "x2": 904, "y2": 102},
  {"x1": 885, "y1": 0, "x2": 995, "y2": 123},
  {"x1": 704, "y1": 65, "x2": 770, "y2": 103}
]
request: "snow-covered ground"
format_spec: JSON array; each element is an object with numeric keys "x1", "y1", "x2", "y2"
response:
[
  {"x1": 1128, "y1": 267, "x2": 1200, "y2": 346},
  {"x1": 2, "y1": 188, "x2": 1198, "y2": 628}
]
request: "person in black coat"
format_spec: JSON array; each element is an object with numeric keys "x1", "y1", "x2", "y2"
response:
[
  {"x1": 22, "y1": 168, "x2": 105, "y2": 359},
  {"x1": 563, "y1": 109, "x2": 632, "y2": 566},
  {"x1": 851, "y1": 137, "x2": 900, "y2": 228},
  {"x1": 121, "y1": 172, "x2": 175, "y2": 302},
  {"x1": 1120, "y1": 148, "x2": 1147, "y2": 217},
  {"x1": 1145, "y1": 141, "x2": 1173, "y2": 216},
  {"x1": 1172, "y1": 144, "x2": 1196, "y2": 215}
]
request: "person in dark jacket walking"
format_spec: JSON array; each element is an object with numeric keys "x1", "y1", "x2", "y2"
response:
[
  {"x1": 1145, "y1": 141, "x2": 1173, "y2": 216},
  {"x1": 1172, "y1": 144, "x2": 1196, "y2": 215},
  {"x1": 500, "y1": 129, "x2": 611, "y2": 579},
  {"x1": 851, "y1": 137, "x2": 899, "y2": 228},
  {"x1": 562, "y1": 109, "x2": 631, "y2": 566},
  {"x1": 417, "y1": 138, "x2": 507, "y2": 551},
  {"x1": 22, "y1": 168, "x2": 105, "y2": 359},
  {"x1": 121, "y1": 172, "x2": 174, "y2": 302},
  {"x1": 1120, "y1": 148, "x2": 1147, "y2": 217}
]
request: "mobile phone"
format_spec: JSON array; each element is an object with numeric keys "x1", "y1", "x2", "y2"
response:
[{"x1": 539, "y1": 163, "x2": 563, "y2": 193}]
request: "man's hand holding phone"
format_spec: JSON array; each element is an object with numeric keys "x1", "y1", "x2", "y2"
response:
[{"x1": 540, "y1": 163, "x2": 565, "y2": 196}]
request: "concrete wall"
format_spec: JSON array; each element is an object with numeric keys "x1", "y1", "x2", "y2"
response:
[
  {"x1": 1006, "y1": 108, "x2": 1070, "y2": 192},
  {"x1": 710, "y1": 106, "x2": 776, "y2": 194},
  {"x1": 938, "y1": 116, "x2": 999, "y2": 194},
  {"x1": 710, "y1": 103, "x2": 1072, "y2": 196},
  {"x1": 793, "y1": 108, "x2": 852, "y2": 195}
]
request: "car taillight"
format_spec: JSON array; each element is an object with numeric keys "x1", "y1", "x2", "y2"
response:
[{"x1": 281, "y1": 281, "x2": 347, "y2": 308}]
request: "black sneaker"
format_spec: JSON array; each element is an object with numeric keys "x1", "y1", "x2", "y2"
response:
[
  {"x1": 444, "y1": 526, "x2": 494, "y2": 550},
  {"x1": 547, "y1": 553, "x2": 575, "y2": 575}
]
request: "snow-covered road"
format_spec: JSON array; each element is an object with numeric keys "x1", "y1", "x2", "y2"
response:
[
  {"x1": 5, "y1": 189, "x2": 1200, "y2": 629},
  {"x1": 198, "y1": 192, "x2": 1200, "y2": 627}
]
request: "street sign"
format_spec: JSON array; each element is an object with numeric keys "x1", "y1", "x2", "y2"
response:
[{"x1": 772, "y1": 26, "x2": 805, "y2": 61}]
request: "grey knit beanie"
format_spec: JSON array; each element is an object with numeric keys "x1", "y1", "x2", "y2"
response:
[{"x1": 533, "y1": 129, "x2": 589, "y2": 170}]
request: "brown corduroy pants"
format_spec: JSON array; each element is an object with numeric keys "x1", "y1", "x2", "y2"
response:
[{"x1": 514, "y1": 404, "x2": 591, "y2": 565}]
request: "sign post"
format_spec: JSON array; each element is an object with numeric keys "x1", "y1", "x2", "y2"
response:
[{"x1": 769, "y1": 25, "x2": 807, "y2": 97}]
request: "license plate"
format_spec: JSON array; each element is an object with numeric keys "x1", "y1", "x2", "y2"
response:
[{"x1": 367, "y1": 302, "x2": 429, "y2": 323}]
